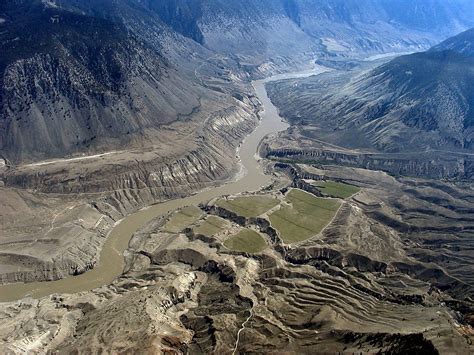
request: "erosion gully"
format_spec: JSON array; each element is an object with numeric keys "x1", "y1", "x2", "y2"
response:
[{"x1": 0, "y1": 65, "x2": 329, "y2": 302}]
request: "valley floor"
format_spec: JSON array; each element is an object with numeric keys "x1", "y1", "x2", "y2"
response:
[{"x1": 1, "y1": 61, "x2": 473, "y2": 354}]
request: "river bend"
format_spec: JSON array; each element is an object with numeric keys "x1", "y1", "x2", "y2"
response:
[{"x1": 0, "y1": 65, "x2": 329, "y2": 302}]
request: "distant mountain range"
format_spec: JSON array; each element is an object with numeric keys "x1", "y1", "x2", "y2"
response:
[
  {"x1": 1, "y1": 0, "x2": 474, "y2": 163},
  {"x1": 267, "y1": 27, "x2": 474, "y2": 156}
]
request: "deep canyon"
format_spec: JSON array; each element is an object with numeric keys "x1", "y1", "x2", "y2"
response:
[{"x1": 1, "y1": 0, "x2": 474, "y2": 353}]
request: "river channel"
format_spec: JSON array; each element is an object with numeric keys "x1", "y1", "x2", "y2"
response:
[{"x1": 0, "y1": 65, "x2": 329, "y2": 302}]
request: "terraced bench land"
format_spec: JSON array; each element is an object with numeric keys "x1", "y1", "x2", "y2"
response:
[
  {"x1": 312, "y1": 180, "x2": 360, "y2": 199},
  {"x1": 162, "y1": 206, "x2": 204, "y2": 233},
  {"x1": 270, "y1": 189, "x2": 341, "y2": 243},
  {"x1": 193, "y1": 216, "x2": 227, "y2": 236},
  {"x1": 216, "y1": 196, "x2": 280, "y2": 217},
  {"x1": 223, "y1": 229, "x2": 267, "y2": 253}
]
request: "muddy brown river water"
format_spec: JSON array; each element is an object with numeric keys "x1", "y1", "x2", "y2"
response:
[{"x1": 0, "y1": 66, "x2": 329, "y2": 302}]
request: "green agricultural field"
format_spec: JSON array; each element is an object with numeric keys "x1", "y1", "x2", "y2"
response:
[
  {"x1": 270, "y1": 189, "x2": 341, "y2": 243},
  {"x1": 194, "y1": 215, "x2": 227, "y2": 236},
  {"x1": 163, "y1": 206, "x2": 203, "y2": 233},
  {"x1": 312, "y1": 180, "x2": 360, "y2": 199},
  {"x1": 216, "y1": 195, "x2": 279, "y2": 217},
  {"x1": 223, "y1": 229, "x2": 267, "y2": 253}
]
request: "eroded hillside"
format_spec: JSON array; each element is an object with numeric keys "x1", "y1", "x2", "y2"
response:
[
  {"x1": 1, "y1": 165, "x2": 473, "y2": 353},
  {"x1": 1, "y1": 2, "x2": 474, "y2": 353},
  {"x1": 265, "y1": 29, "x2": 474, "y2": 179}
]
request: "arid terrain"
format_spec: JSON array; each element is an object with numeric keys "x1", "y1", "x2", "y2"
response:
[
  {"x1": 0, "y1": 80, "x2": 260, "y2": 284},
  {"x1": 2, "y1": 163, "x2": 473, "y2": 353},
  {"x1": 1, "y1": 1, "x2": 474, "y2": 354}
]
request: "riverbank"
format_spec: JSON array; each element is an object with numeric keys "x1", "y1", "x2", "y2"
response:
[{"x1": 0, "y1": 65, "x2": 329, "y2": 302}]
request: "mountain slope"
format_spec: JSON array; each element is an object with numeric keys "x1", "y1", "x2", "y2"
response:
[
  {"x1": 267, "y1": 28, "x2": 474, "y2": 156},
  {"x1": 1, "y1": 0, "x2": 474, "y2": 163},
  {"x1": 431, "y1": 27, "x2": 474, "y2": 56},
  {"x1": 198, "y1": 0, "x2": 474, "y2": 63},
  {"x1": 0, "y1": 0, "x2": 211, "y2": 163}
]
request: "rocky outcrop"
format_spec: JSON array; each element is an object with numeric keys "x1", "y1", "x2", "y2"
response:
[
  {"x1": 202, "y1": 205, "x2": 282, "y2": 245},
  {"x1": 336, "y1": 331, "x2": 439, "y2": 354},
  {"x1": 3, "y1": 97, "x2": 258, "y2": 194},
  {"x1": 0, "y1": 97, "x2": 258, "y2": 285},
  {"x1": 267, "y1": 146, "x2": 473, "y2": 179},
  {"x1": 0, "y1": 199, "x2": 119, "y2": 285}
]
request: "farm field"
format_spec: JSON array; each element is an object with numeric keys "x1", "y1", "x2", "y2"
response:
[
  {"x1": 194, "y1": 215, "x2": 227, "y2": 236},
  {"x1": 216, "y1": 195, "x2": 279, "y2": 217},
  {"x1": 162, "y1": 206, "x2": 203, "y2": 233},
  {"x1": 223, "y1": 229, "x2": 267, "y2": 253},
  {"x1": 270, "y1": 189, "x2": 341, "y2": 243},
  {"x1": 312, "y1": 180, "x2": 360, "y2": 199}
]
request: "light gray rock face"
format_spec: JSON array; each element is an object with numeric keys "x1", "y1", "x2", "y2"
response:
[{"x1": 265, "y1": 145, "x2": 474, "y2": 180}]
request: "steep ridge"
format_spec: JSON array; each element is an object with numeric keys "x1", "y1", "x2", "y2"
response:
[
  {"x1": 266, "y1": 28, "x2": 474, "y2": 178},
  {"x1": 431, "y1": 27, "x2": 474, "y2": 56},
  {"x1": 0, "y1": 0, "x2": 212, "y2": 163},
  {"x1": 1, "y1": 0, "x2": 474, "y2": 164}
]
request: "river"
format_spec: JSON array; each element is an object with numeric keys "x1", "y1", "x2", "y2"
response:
[{"x1": 0, "y1": 65, "x2": 329, "y2": 302}]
